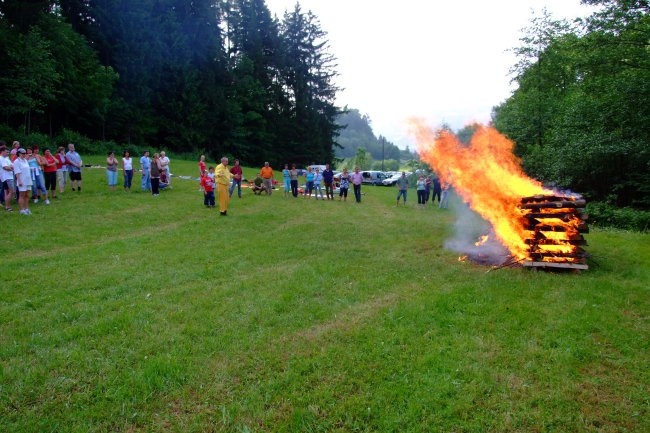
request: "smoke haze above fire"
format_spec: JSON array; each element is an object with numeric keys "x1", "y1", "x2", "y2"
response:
[{"x1": 266, "y1": 0, "x2": 596, "y2": 149}]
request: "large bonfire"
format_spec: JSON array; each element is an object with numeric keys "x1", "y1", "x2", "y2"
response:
[{"x1": 411, "y1": 121, "x2": 587, "y2": 266}]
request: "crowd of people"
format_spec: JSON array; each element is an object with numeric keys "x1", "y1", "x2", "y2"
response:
[
  {"x1": 3, "y1": 142, "x2": 451, "y2": 218},
  {"x1": 404, "y1": 173, "x2": 449, "y2": 209},
  {"x1": 196, "y1": 156, "x2": 451, "y2": 217},
  {"x1": 1, "y1": 141, "x2": 84, "y2": 215},
  {"x1": 109, "y1": 149, "x2": 172, "y2": 195},
  {"x1": 0, "y1": 139, "x2": 178, "y2": 216}
]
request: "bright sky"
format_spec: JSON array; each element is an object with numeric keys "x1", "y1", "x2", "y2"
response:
[{"x1": 265, "y1": 0, "x2": 595, "y2": 149}]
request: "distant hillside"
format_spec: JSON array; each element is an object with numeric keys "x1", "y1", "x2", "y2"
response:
[{"x1": 335, "y1": 109, "x2": 404, "y2": 161}]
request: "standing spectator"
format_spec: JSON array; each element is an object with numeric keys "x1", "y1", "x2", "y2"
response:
[
  {"x1": 207, "y1": 166, "x2": 215, "y2": 189},
  {"x1": 10, "y1": 141, "x2": 20, "y2": 161},
  {"x1": 150, "y1": 153, "x2": 162, "y2": 196},
  {"x1": 416, "y1": 175, "x2": 426, "y2": 207},
  {"x1": 304, "y1": 166, "x2": 315, "y2": 198},
  {"x1": 260, "y1": 161, "x2": 273, "y2": 195},
  {"x1": 432, "y1": 176, "x2": 442, "y2": 205},
  {"x1": 122, "y1": 150, "x2": 133, "y2": 191},
  {"x1": 282, "y1": 164, "x2": 291, "y2": 198},
  {"x1": 66, "y1": 143, "x2": 83, "y2": 192},
  {"x1": 229, "y1": 158, "x2": 243, "y2": 198},
  {"x1": 159, "y1": 151, "x2": 171, "y2": 188},
  {"x1": 106, "y1": 151, "x2": 119, "y2": 191},
  {"x1": 215, "y1": 157, "x2": 232, "y2": 215},
  {"x1": 27, "y1": 147, "x2": 48, "y2": 204},
  {"x1": 313, "y1": 167, "x2": 324, "y2": 200},
  {"x1": 198, "y1": 155, "x2": 206, "y2": 176},
  {"x1": 396, "y1": 171, "x2": 408, "y2": 206},
  {"x1": 425, "y1": 175, "x2": 432, "y2": 203},
  {"x1": 200, "y1": 169, "x2": 215, "y2": 208},
  {"x1": 140, "y1": 150, "x2": 151, "y2": 191},
  {"x1": 290, "y1": 164, "x2": 299, "y2": 198},
  {"x1": 42, "y1": 148, "x2": 58, "y2": 199},
  {"x1": 339, "y1": 168, "x2": 350, "y2": 201},
  {"x1": 13, "y1": 148, "x2": 33, "y2": 214},
  {"x1": 1, "y1": 145, "x2": 15, "y2": 211},
  {"x1": 351, "y1": 166, "x2": 363, "y2": 203},
  {"x1": 55, "y1": 146, "x2": 68, "y2": 193},
  {"x1": 439, "y1": 182, "x2": 450, "y2": 209},
  {"x1": 322, "y1": 163, "x2": 334, "y2": 200}
]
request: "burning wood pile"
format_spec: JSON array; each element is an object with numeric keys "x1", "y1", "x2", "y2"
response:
[
  {"x1": 520, "y1": 194, "x2": 589, "y2": 270},
  {"x1": 412, "y1": 123, "x2": 591, "y2": 271}
]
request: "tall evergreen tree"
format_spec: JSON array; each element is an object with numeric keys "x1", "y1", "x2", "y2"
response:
[{"x1": 279, "y1": 3, "x2": 341, "y2": 164}]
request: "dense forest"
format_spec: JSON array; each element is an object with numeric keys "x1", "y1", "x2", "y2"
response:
[
  {"x1": 0, "y1": 0, "x2": 341, "y2": 166},
  {"x1": 492, "y1": 0, "x2": 649, "y2": 214}
]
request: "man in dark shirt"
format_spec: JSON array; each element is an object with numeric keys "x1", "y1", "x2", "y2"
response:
[{"x1": 322, "y1": 163, "x2": 335, "y2": 200}]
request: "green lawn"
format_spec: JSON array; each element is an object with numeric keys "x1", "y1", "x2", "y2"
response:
[{"x1": 1, "y1": 158, "x2": 648, "y2": 432}]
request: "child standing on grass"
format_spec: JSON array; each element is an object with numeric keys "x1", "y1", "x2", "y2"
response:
[{"x1": 200, "y1": 169, "x2": 215, "y2": 208}]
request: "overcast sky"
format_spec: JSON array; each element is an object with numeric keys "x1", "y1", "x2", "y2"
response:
[{"x1": 265, "y1": 0, "x2": 596, "y2": 149}]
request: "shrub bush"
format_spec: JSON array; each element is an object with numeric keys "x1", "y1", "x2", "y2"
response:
[{"x1": 587, "y1": 201, "x2": 650, "y2": 232}]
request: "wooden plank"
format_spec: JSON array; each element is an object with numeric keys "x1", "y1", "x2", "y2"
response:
[
  {"x1": 524, "y1": 212, "x2": 587, "y2": 220},
  {"x1": 523, "y1": 261, "x2": 588, "y2": 270},
  {"x1": 520, "y1": 199, "x2": 587, "y2": 209},
  {"x1": 525, "y1": 238, "x2": 588, "y2": 246}
]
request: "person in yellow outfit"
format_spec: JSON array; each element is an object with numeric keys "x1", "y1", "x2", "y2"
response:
[{"x1": 215, "y1": 157, "x2": 233, "y2": 216}]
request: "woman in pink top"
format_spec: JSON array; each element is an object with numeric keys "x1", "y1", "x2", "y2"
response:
[{"x1": 351, "y1": 166, "x2": 363, "y2": 203}]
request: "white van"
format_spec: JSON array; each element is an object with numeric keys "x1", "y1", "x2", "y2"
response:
[{"x1": 360, "y1": 171, "x2": 386, "y2": 186}]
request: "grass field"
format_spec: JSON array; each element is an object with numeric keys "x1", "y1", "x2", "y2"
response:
[{"x1": 1, "y1": 158, "x2": 649, "y2": 432}]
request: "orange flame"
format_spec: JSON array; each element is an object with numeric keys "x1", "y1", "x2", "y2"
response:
[
  {"x1": 410, "y1": 121, "x2": 553, "y2": 260},
  {"x1": 474, "y1": 235, "x2": 489, "y2": 247}
]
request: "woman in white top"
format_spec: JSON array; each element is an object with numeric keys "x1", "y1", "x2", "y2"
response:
[
  {"x1": 13, "y1": 148, "x2": 33, "y2": 215},
  {"x1": 122, "y1": 150, "x2": 133, "y2": 191}
]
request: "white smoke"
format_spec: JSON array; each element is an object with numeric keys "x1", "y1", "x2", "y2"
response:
[{"x1": 444, "y1": 202, "x2": 510, "y2": 265}]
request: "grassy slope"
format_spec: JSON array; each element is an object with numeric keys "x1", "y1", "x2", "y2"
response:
[{"x1": 1, "y1": 158, "x2": 648, "y2": 432}]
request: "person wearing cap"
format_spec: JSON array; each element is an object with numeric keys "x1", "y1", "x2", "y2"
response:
[
  {"x1": 12, "y1": 148, "x2": 33, "y2": 214},
  {"x1": 1, "y1": 144, "x2": 15, "y2": 211},
  {"x1": 66, "y1": 143, "x2": 83, "y2": 192}
]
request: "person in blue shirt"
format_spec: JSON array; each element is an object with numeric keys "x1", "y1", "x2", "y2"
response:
[
  {"x1": 282, "y1": 164, "x2": 291, "y2": 198},
  {"x1": 313, "y1": 168, "x2": 324, "y2": 200},
  {"x1": 65, "y1": 143, "x2": 83, "y2": 192},
  {"x1": 304, "y1": 166, "x2": 315, "y2": 198},
  {"x1": 140, "y1": 150, "x2": 151, "y2": 191}
]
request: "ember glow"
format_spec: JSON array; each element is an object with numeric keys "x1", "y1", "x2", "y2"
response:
[{"x1": 410, "y1": 121, "x2": 553, "y2": 261}]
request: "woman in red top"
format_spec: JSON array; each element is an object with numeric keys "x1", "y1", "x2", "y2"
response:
[{"x1": 42, "y1": 148, "x2": 58, "y2": 199}]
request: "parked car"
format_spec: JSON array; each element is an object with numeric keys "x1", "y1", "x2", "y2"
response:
[
  {"x1": 382, "y1": 172, "x2": 412, "y2": 186},
  {"x1": 382, "y1": 172, "x2": 403, "y2": 186},
  {"x1": 361, "y1": 170, "x2": 387, "y2": 185}
]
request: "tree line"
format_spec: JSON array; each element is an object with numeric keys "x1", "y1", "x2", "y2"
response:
[
  {"x1": 492, "y1": 0, "x2": 649, "y2": 213},
  {"x1": 0, "y1": 0, "x2": 342, "y2": 166}
]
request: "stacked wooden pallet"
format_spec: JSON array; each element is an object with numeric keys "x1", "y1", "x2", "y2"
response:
[{"x1": 519, "y1": 195, "x2": 589, "y2": 270}]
